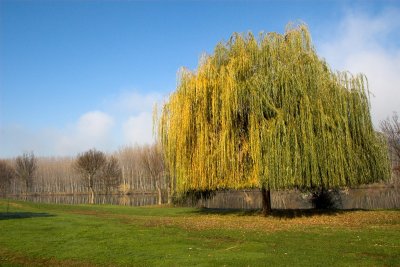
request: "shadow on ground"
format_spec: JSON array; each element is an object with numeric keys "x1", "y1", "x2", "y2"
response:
[
  {"x1": 191, "y1": 207, "x2": 369, "y2": 218},
  {"x1": 0, "y1": 212, "x2": 55, "y2": 220}
]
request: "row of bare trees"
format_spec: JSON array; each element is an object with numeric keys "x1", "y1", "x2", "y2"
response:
[
  {"x1": 0, "y1": 144, "x2": 171, "y2": 204},
  {"x1": 381, "y1": 113, "x2": 400, "y2": 181},
  {"x1": 118, "y1": 144, "x2": 169, "y2": 203}
]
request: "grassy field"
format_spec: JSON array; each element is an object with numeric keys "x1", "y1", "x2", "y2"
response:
[{"x1": 0, "y1": 199, "x2": 399, "y2": 266}]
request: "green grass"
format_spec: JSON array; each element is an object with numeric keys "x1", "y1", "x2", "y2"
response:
[{"x1": 0, "y1": 199, "x2": 399, "y2": 266}]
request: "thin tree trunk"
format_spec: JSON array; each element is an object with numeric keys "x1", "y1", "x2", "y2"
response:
[
  {"x1": 261, "y1": 186, "x2": 271, "y2": 216},
  {"x1": 25, "y1": 180, "x2": 29, "y2": 195},
  {"x1": 89, "y1": 186, "x2": 95, "y2": 204},
  {"x1": 88, "y1": 174, "x2": 95, "y2": 204},
  {"x1": 167, "y1": 187, "x2": 172, "y2": 205},
  {"x1": 156, "y1": 182, "x2": 162, "y2": 205}
]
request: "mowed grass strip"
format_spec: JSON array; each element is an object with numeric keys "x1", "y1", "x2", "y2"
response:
[{"x1": 0, "y1": 199, "x2": 399, "y2": 266}]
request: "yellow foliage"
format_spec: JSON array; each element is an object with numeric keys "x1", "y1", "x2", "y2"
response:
[{"x1": 156, "y1": 24, "x2": 391, "y2": 194}]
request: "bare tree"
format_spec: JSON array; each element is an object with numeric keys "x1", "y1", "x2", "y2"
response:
[
  {"x1": 100, "y1": 156, "x2": 122, "y2": 194},
  {"x1": 139, "y1": 144, "x2": 166, "y2": 205},
  {"x1": 381, "y1": 112, "x2": 400, "y2": 178},
  {"x1": 0, "y1": 160, "x2": 15, "y2": 196},
  {"x1": 117, "y1": 146, "x2": 143, "y2": 193},
  {"x1": 15, "y1": 152, "x2": 37, "y2": 194},
  {"x1": 74, "y1": 149, "x2": 107, "y2": 204}
]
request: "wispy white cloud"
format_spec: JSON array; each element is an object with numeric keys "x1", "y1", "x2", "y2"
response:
[
  {"x1": 54, "y1": 111, "x2": 115, "y2": 155},
  {"x1": 113, "y1": 90, "x2": 162, "y2": 146},
  {"x1": 318, "y1": 7, "x2": 400, "y2": 126},
  {"x1": 109, "y1": 91, "x2": 162, "y2": 114},
  {"x1": 122, "y1": 112, "x2": 155, "y2": 146}
]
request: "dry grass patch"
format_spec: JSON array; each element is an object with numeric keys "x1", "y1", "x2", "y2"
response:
[
  {"x1": 68, "y1": 208, "x2": 400, "y2": 232},
  {"x1": 167, "y1": 210, "x2": 400, "y2": 232}
]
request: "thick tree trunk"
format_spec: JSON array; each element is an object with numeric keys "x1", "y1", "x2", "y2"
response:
[{"x1": 261, "y1": 186, "x2": 271, "y2": 216}]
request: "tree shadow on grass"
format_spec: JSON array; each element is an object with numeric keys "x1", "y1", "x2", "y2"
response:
[
  {"x1": 0, "y1": 212, "x2": 55, "y2": 220},
  {"x1": 268, "y1": 209, "x2": 350, "y2": 218},
  {"x1": 191, "y1": 207, "x2": 369, "y2": 218}
]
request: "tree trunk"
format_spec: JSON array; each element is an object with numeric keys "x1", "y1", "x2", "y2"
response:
[
  {"x1": 156, "y1": 183, "x2": 162, "y2": 205},
  {"x1": 88, "y1": 174, "x2": 95, "y2": 204},
  {"x1": 89, "y1": 186, "x2": 95, "y2": 204},
  {"x1": 25, "y1": 180, "x2": 30, "y2": 195},
  {"x1": 261, "y1": 186, "x2": 271, "y2": 216},
  {"x1": 167, "y1": 187, "x2": 172, "y2": 205}
]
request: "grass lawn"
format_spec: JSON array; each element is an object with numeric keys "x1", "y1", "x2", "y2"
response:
[{"x1": 0, "y1": 199, "x2": 399, "y2": 266}]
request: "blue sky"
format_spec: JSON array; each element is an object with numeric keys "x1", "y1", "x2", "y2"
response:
[{"x1": 1, "y1": 0, "x2": 399, "y2": 157}]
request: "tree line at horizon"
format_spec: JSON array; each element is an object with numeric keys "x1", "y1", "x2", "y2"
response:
[
  {"x1": 0, "y1": 143, "x2": 170, "y2": 204},
  {"x1": 0, "y1": 112, "x2": 398, "y2": 205}
]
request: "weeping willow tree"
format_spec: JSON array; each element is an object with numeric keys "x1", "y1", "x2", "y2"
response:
[{"x1": 157, "y1": 24, "x2": 390, "y2": 214}]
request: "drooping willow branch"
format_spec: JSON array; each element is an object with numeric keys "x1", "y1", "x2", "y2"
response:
[{"x1": 156, "y1": 24, "x2": 391, "y2": 194}]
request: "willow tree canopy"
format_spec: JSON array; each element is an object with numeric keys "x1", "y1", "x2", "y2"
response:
[{"x1": 157, "y1": 24, "x2": 390, "y2": 194}]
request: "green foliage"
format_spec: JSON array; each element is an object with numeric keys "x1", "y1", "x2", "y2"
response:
[{"x1": 158, "y1": 24, "x2": 391, "y2": 194}]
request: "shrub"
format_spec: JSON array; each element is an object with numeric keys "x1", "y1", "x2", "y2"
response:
[{"x1": 310, "y1": 188, "x2": 342, "y2": 209}]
